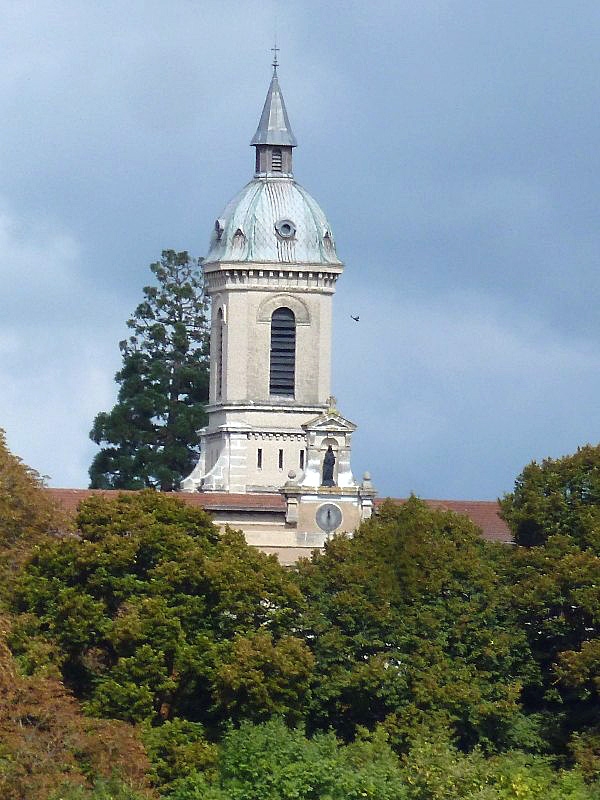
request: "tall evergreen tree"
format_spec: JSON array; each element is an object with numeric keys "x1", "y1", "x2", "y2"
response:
[{"x1": 89, "y1": 250, "x2": 209, "y2": 490}]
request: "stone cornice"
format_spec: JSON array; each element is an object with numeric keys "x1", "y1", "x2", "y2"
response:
[
  {"x1": 204, "y1": 264, "x2": 342, "y2": 294},
  {"x1": 204, "y1": 260, "x2": 344, "y2": 273},
  {"x1": 205, "y1": 401, "x2": 326, "y2": 414}
]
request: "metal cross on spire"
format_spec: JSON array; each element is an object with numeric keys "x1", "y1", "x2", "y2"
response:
[{"x1": 271, "y1": 42, "x2": 279, "y2": 71}]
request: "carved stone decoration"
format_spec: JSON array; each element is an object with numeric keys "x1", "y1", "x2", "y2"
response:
[{"x1": 301, "y1": 408, "x2": 357, "y2": 490}]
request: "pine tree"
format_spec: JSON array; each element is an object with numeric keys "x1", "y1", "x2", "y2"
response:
[{"x1": 89, "y1": 250, "x2": 209, "y2": 491}]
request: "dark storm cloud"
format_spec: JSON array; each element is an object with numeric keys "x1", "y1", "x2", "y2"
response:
[{"x1": 1, "y1": 0, "x2": 599, "y2": 498}]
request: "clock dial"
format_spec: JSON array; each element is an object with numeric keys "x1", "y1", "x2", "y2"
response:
[{"x1": 315, "y1": 503, "x2": 343, "y2": 533}]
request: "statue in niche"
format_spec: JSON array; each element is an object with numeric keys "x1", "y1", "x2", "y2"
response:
[{"x1": 322, "y1": 445, "x2": 336, "y2": 487}]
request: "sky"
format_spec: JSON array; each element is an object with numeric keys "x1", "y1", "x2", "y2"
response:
[{"x1": 1, "y1": 0, "x2": 599, "y2": 500}]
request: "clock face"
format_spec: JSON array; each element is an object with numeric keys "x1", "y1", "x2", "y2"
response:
[{"x1": 315, "y1": 503, "x2": 343, "y2": 533}]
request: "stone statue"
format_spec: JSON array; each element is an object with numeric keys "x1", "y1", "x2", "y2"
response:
[{"x1": 322, "y1": 445, "x2": 336, "y2": 487}]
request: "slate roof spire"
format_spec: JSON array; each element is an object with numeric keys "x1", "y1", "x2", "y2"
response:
[{"x1": 250, "y1": 64, "x2": 298, "y2": 148}]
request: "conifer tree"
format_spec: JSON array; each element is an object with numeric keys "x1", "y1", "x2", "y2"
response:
[{"x1": 89, "y1": 250, "x2": 209, "y2": 491}]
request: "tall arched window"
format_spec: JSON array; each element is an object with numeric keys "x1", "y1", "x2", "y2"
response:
[
  {"x1": 216, "y1": 307, "x2": 224, "y2": 399},
  {"x1": 270, "y1": 307, "x2": 295, "y2": 396}
]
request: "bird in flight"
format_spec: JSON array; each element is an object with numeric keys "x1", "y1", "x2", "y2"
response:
[{"x1": 350, "y1": 315, "x2": 360, "y2": 322}]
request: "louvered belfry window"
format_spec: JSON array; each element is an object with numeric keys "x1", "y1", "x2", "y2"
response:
[
  {"x1": 271, "y1": 148, "x2": 283, "y2": 172},
  {"x1": 270, "y1": 307, "x2": 296, "y2": 396}
]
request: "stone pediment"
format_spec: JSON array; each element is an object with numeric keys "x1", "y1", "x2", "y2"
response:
[
  {"x1": 302, "y1": 409, "x2": 357, "y2": 434},
  {"x1": 297, "y1": 398, "x2": 359, "y2": 492}
]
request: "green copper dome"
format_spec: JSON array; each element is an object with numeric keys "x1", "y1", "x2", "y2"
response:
[{"x1": 206, "y1": 177, "x2": 342, "y2": 266}]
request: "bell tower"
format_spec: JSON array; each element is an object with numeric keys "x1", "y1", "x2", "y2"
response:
[{"x1": 181, "y1": 62, "x2": 373, "y2": 525}]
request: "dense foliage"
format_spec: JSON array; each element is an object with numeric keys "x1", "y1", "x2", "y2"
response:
[
  {"x1": 500, "y1": 445, "x2": 600, "y2": 775},
  {"x1": 0, "y1": 623, "x2": 153, "y2": 800},
  {"x1": 500, "y1": 444, "x2": 600, "y2": 549},
  {"x1": 165, "y1": 719, "x2": 407, "y2": 800},
  {"x1": 0, "y1": 430, "x2": 153, "y2": 799},
  {"x1": 296, "y1": 498, "x2": 534, "y2": 751},
  {"x1": 3, "y1": 434, "x2": 600, "y2": 796},
  {"x1": 89, "y1": 251, "x2": 210, "y2": 491},
  {"x1": 0, "y1": 428, "x2": 68, "y2": 600},
  {"x1": 12, "y1": 491, "x2": 309, "y2": 732}
]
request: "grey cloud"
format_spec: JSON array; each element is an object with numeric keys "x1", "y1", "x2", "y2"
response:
[{"x1": 1, "y1": 0, "x2": 599, "y2": 498}]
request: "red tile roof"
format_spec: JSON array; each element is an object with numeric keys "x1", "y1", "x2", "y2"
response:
[
  {"x1": 374, "y1": 497, "x2": 511, "y2": 543},
  {"x1": 45, "y1": 488, "x2": 286, "y2": 515},
  {"x1": 45, "y1": 489, "x2": 511, "y2": 543}
]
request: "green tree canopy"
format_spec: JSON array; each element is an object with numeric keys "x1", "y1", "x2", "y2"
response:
[
  {"x1": 500, "y1": 444, "x2": 600, "y2": 550},
  {"x1": 89, "y1": 250, "x2": 209, "y2": 491},
  {"x1": 12, "y1": 491, "x2": 311, "y2": 732},
  {"x1": 0, "y1": 428, "x2": 69, "y2": 603},
  {"x1": 500, "y1": 445, "x2": 600, "y2": 772},
  {"x1": 296, "y1": 498, "x2": 534, "y2": 752},
  {"x1": 5, "y1": 434, "x2": 600, "y2": 792},
  {"x1": 0, "y1": 610, "x2": 153, "y2": 800}
]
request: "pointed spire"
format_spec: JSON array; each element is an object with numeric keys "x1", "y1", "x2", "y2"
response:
[{"x1": 250, "y1": 68, "x2": 297, "y2": 148}]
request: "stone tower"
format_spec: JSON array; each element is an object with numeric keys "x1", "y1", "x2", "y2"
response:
[{"x1": 182, "y1": 65, "x2": 366, "y2": 507}]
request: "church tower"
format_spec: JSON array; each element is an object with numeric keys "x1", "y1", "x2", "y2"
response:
[{"x1": 182, "y1": 63, "x2": 368, "y2": 511}]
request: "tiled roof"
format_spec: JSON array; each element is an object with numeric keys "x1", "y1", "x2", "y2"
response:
[
  {"x1": 45, "y1": 488, "x2": 286, "y2": 515},
  {"x1": 44, "y1": 489, "x2": 511, "y2": 543},
  {"x1": 374, "y1": 497, "x2": 512, "y2": 543}
]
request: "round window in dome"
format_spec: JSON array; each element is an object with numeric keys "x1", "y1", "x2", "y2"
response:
[{"x1": 275, "y1": 219, "x2": 296, "y2": 239}]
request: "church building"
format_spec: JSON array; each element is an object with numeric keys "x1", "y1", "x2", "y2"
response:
[
  {"x1": 180, "y1": 59, "x2": 377, "y2": 549},
  {"x1": 47, "y1": 62, "x2": 512, "y2": 562}
]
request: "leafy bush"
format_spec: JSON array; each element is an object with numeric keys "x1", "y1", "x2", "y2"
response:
[{"x1": 165, "y1": 718, "x2": 407, "y2": 800}]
